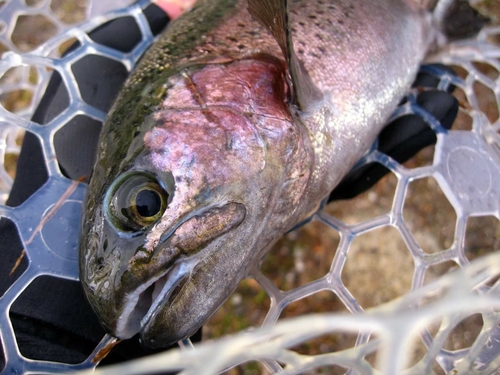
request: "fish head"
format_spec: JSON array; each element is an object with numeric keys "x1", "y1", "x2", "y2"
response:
[{"x1": 80, "y1": 59, "x2": 308, "y2": 348}]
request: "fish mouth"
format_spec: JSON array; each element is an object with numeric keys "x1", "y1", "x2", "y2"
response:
[
  {"x1": 114, "y1": 260, "x2": 195, "y2": 340},
  {"x1": 111, "y1": 202, "x2": 247, "y2": 341}
]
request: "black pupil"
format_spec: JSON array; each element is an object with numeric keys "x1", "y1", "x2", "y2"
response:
[{"x1": 135, "y1": 189, "x2": 162, "y2": 217}]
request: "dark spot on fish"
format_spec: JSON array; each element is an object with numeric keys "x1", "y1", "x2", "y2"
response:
[
  {"x1": 237, "y1": 44, "x2": 245, "y2": 50},
  {"x1": 193, "y1": 181, "x2": 214, "y2": 205},
  {"x1": 103, "y1": 239, "x2": 108, "y2": 251},
  {"x1": 311, "y1": 52, "x2": 320, "y2": 59},
  {"x1": 134, "y1": 130, "x2": 140, "y2": 137},
  {"x1": 226, "y1": 36, "x2": 238, "y2": 42},
  {"x1": 298, "y1": 21, "x2": 305, "y2": 27},
  {"x1": 298, "y1": 48, "x2": 304, "y2": 55},
  {"x1": 316, "y1": 10, "x2": 324, "y2": 15},
  {"x1": 298, "y1": 40, "x2": 305, "y2": 46},
  {"x1": 318, "y1": 46, "x2": 326, "y2": 54},
  {"x1": 315, "y1": 33, "x2": 323, "y2": 41},
  {"x1": 338, "y1": 19, "x2": 344, "y2": 25},
  {"x1": 327, "y1": 5, "x2": 336, "y2": 10},
  {"x1": 237, "y1": 22, "x2": 245, "y2": 28},
  {"x1": 291, "y1": 27, "x2": 297, "y2": 33},
  {"x1": 308, "y1": 14, "x2": 317, "y2": 20}
]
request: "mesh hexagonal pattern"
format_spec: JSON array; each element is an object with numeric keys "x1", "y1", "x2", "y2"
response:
[
  {"x1": 0, "y1": 0, "x2": 133, "y2": 202},
  {"x1": 1, "y1": 1, "x2": 500, "y2": 375}
]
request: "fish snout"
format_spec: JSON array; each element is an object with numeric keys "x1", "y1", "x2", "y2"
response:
[{"x1": 113, "y1": 202, "x2": 247, "y2": 342}]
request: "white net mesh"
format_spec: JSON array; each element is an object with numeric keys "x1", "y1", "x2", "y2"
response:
[{"x1": 0, "y1": 1, "x2": 500, "y2": 374}]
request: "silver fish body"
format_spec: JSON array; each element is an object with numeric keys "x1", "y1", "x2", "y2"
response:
[{"x1": 80, "y1": 0, "x2": 438, "y2": 348}]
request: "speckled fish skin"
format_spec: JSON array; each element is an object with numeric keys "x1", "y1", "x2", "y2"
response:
[{"x1": 80, "y1": 0, "x2": 438, "y2": 348}]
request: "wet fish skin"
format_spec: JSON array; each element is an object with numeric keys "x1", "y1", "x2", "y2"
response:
[{"x1": 80, "y1": 0, "x2": 438, "y2": 348}]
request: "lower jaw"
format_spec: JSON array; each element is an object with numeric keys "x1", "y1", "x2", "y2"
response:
[
  {"x1": 116, "y1": 258, "x2": 197, "y2": 340},
  {"x1": 139, "y1": 266, "x2": 190, "y2": 329}
]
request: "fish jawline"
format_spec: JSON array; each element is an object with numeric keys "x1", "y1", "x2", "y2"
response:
[
  {"x1": 115, "y1": 260, "x2": 195, "y2": 339},
  {"x1": 140, "y1": 260, "x2": 195, "y2": 329}
]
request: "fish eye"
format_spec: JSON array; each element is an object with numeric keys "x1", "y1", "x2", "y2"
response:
[{"x1": 105, "y1": 172, "x2": 169, "y2": 232}]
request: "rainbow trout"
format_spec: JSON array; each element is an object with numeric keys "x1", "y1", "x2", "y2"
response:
[{"x1": 80, "y1": 0, "x2": 443, "y2": 348}]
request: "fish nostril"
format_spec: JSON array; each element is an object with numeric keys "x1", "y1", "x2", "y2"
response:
[
  {"x1": 103, "y1": 238, "x2": 108, "y2": 251},
  {"x1": 96, "y1": 256, "x2": 105, "y2": 270}
]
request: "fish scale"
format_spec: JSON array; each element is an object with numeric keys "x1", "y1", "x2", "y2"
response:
[{"x1": 80, "y1": 0, "x2": 443, "y2": 348}]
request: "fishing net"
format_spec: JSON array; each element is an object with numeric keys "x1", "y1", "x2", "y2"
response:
[{"x1": 0, "y1": 0, "x2": 500, "y2": 374}]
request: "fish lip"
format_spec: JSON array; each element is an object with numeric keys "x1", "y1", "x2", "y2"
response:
[
  {"x1": 114, "y1": 259, "x2": 196, "y2": 340},
  {"x1": 139, "y1": 259, "x2": 195, "y2": 331},
  {"x1": 114, "y1": 269, "x2": 169, "y2": 339}
]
